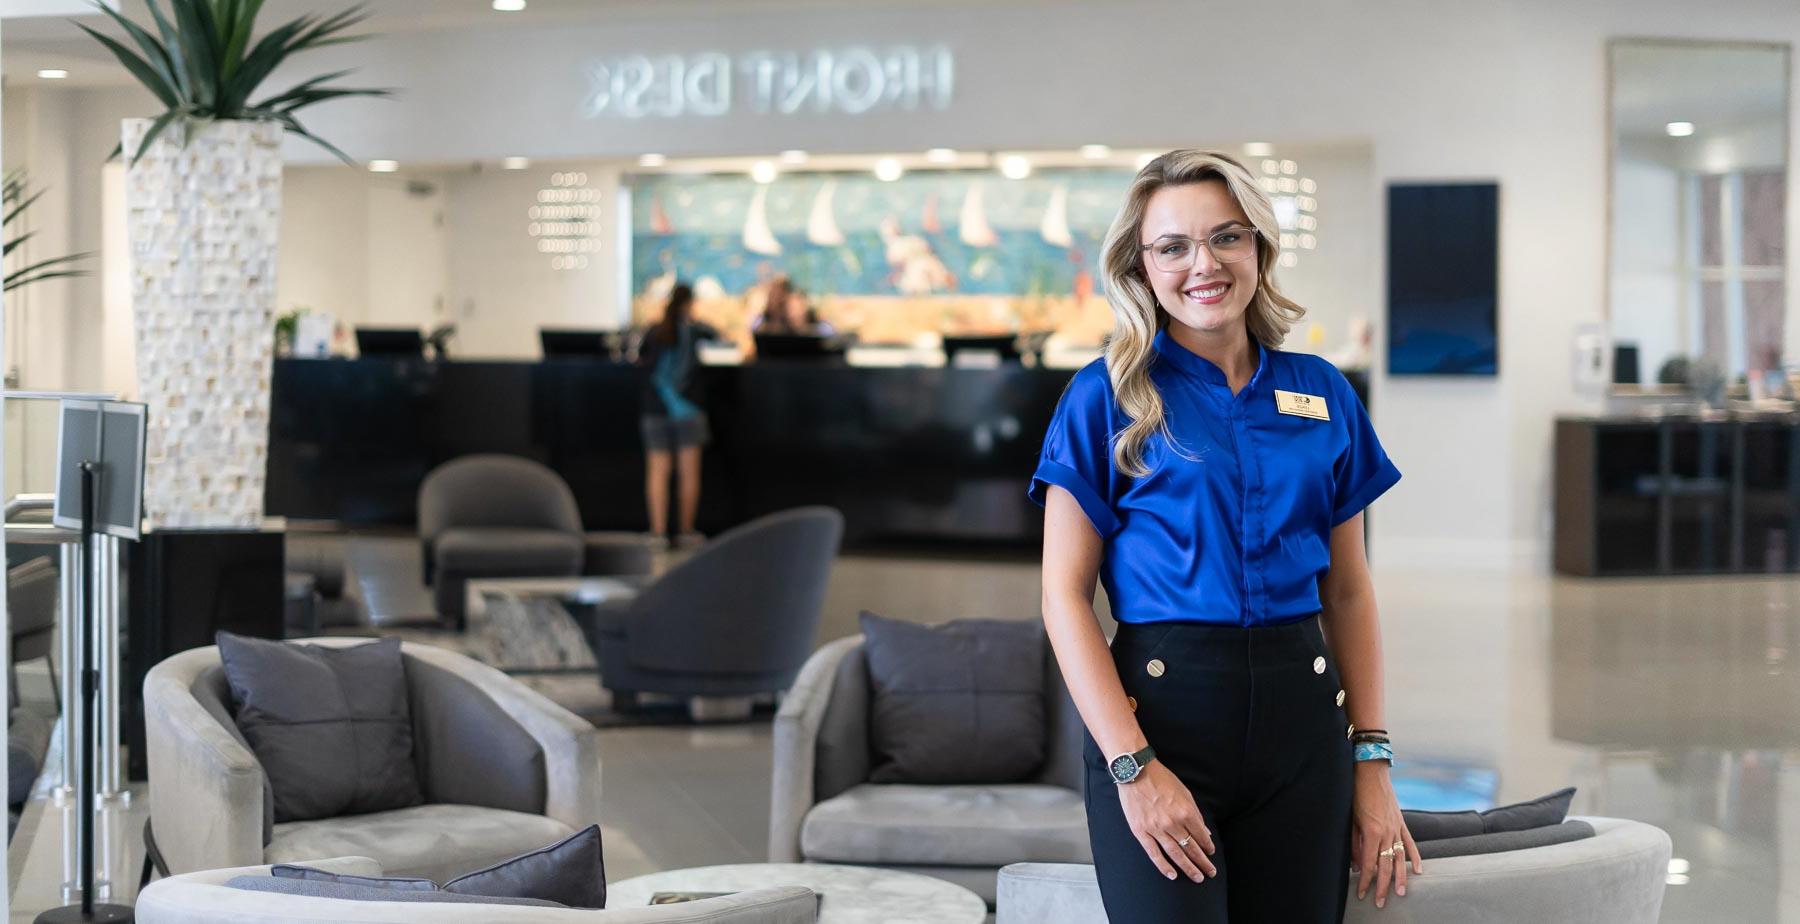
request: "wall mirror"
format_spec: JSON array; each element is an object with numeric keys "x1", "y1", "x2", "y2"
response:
[{"x1": 1608, "y1": 39, "x2": 1790, "y2": 398}]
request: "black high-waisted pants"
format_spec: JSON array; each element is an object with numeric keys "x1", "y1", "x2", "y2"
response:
[{"x1": 1083, "y1": 615, "x2": 1354, "y2": 922}]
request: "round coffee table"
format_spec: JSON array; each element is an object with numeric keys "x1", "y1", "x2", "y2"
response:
[{"x1": 607, "y1": 862, "x2": 988, "y2": 923}]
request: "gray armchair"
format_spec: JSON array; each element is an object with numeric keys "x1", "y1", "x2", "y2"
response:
[
  {"x1": 768, "y1": 633, "x2": 1091, "y2": 907},
  {"x1": 144, "y1": 638, "x2": 603, "y2": 882},
  {"x1": 137, "y1": 856, "x2": 817, "y2": 924},
  {"x1": 420, "y1": 455, "x2": 584, "y2": 625},
  {"x1": 583, "y1": 507, "x2": 843, "y2": 712}
]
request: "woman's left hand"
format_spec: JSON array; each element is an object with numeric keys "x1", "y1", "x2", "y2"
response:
[{"x1": 1351, "y1": 761, "x2": 1422, "y2": 909}]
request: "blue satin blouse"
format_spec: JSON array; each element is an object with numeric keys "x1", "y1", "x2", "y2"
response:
[{"x1": 1029, "y1": 330, "x2": 1401, "y2": 626}]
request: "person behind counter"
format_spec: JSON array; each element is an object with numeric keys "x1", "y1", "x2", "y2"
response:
[
  {"x1": 749, "y1": 275, "x2": 836, "y2": 336},
  {"x1": 637, "y1": 283, "x2": 718, "y2": 550}
]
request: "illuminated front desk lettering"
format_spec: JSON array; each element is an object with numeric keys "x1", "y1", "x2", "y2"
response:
[{"x1": 585, "y1": 46, "x2": 954, "y2": 118}]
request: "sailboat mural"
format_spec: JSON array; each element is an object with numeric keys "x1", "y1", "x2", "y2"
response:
[
  {"x1": 743, "y1": 184, "x2": 782, "y2": 256},
  {"x1": 806, "y1": 180, "x2": 845, "y2": 247},
  {"x1": 632, "y1": 167, "x2": 1137, "y2": 297},
  {"x1": 959, "y1": 182, "x2": 998, "y2": 248}
]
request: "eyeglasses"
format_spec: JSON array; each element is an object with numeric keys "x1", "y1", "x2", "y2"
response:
[{"x1": 1139, "y1": 226, "x2": 1260, "y2": 273}]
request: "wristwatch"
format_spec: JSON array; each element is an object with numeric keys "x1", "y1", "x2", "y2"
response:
[{"x1": 1108, "y1": 745, "x2": 1157, "y2": 784}]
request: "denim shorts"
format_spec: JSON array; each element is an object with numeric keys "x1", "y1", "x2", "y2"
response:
[{"x1": 640, "y1": 413, "x2": 710, "y2": 451}]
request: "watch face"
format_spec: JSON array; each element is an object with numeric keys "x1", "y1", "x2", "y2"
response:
[{"x1": 1110, "y1": 754, "x2": 1139, "y2": 783}]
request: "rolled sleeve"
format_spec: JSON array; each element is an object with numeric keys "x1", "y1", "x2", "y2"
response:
[
  {"x1": 1028, "y1": 362, "x2": 1123, "y2": 539},
  {"x1": 1329, "y1": 371, "x2": 1401, "y2": 526}
]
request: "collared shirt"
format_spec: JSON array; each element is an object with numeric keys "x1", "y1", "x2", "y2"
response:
[{"x1": 1029, "y1": 329, "x2": 1401, "y2": 626}]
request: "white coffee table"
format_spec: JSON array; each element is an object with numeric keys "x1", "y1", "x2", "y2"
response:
[{"x1": 607, "y1": 863, "x2": 988, "y2": 923}]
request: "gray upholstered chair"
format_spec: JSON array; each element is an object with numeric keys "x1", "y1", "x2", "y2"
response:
[
  {"x1": 143, "y1": 638, "x2": 603, "y2": 882},
  {"x1": 995, "y1": 815, "x2": 1672, "y2": 923},
  {"x1": 582, "y1": 507, "x2": 843, "y2": 713},
  {"x1": 768, "y1": 633, "x2": 1091, "y2": 907},
  {"x1": 8, "y1": 557, "x2": 59, "y2": 707},
  {"x1": 136, "y1": 856, "x2": 817, "y2": 923},
  {"x1": 418, "y1": 454, "x2": 652, "y2": 625}
]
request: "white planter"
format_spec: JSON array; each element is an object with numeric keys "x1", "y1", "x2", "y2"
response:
[{"x1": 123, "y1": 118, "x2": 283, "y2": 530}]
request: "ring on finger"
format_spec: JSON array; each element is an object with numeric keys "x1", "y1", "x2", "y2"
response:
[
  {"x1": 1176, "y1": 836, "x2": 1192, "y2": 848},
  {"x1": 1378, "y1": 847, "x2": 1395, "y2": 859},
  {"x1": 1392, "y1": 841, "x2": 1405, "y2": 855}
]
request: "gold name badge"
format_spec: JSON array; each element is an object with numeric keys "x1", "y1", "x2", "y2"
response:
[{"x1": 1274, "y1": 389, "x2": 1330, "y2": 421}]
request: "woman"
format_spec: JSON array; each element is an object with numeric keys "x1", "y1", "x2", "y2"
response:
[
  {"x1": 638, "y1": 283, "x2": 716, "y2": 549},
  {"x1": 750, "y1": 276, "x2": 834, "y2": 336},
  {"x1": 1031, "y1": 150, "x2": 1417, "y2": 922}
]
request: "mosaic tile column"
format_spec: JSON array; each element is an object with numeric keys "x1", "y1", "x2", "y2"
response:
[{"x1": 123, "y1": 118, "x2": 282, "y2": 529}]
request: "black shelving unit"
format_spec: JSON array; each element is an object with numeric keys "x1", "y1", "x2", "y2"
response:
[{"x1": 1554, "y1": 416, "x2": 1800, "y2": 576}]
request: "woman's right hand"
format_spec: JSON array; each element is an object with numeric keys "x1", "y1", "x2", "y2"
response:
[{"x1": 1117, "y1": 760, "x2": 1218, "y2": 882}]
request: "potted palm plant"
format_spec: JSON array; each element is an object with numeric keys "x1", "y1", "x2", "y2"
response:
[{"x1": 78, "y1": 0, "x2": 388, "y2": 528}]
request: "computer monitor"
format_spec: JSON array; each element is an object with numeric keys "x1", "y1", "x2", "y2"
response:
[
  {"x1": 943, "y1": 334, "x2": 1022, "y2": 362},
  {"x1": 355, "y1": 327, "x2": 425, "y2": 357},
  {"x1": 754, "y1": 333, "x2": 845, "y2": 361},
  {"x1": 540, "y1": 328, "x2": 616, "y2": 360}
]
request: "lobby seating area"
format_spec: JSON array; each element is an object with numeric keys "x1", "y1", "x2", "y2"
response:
[{"x1": 3, "y1": 0, "x2": 1796, "y2": 921}]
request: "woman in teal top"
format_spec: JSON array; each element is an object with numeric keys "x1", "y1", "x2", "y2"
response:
[
  {"x1": 1032, "y1": 150, "x2": 1417, "y2": 922},
  {"x1": 638, "y1": 284, "x2": 716, "y2": 550}
]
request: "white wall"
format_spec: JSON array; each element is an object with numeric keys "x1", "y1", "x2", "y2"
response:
[{"x1": 9, "y1": 0, "x2": 1800, "y2": 572}]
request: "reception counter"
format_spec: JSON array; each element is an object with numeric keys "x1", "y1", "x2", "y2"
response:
[{"x1": 268, "y1": 357, "x2": 1370, "y2": 548}]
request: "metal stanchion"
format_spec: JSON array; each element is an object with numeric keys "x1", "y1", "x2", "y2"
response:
[
  {"x1": 96, "y1": 535, "x2": 124, "y2": 801},
  {"x1": 57, "y1": 541, "x2": 84, "y2": 898}
]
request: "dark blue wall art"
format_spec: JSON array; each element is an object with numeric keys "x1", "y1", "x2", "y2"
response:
[{"x1": 1386, "y1": 183, "x2": 1499, "y2": 376}]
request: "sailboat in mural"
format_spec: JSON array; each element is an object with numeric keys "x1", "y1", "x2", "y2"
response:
[
  {"x1": 959, "y1": 182, "x2": 998, "y2": 248},
  {"x1": 806, "y1": 180, "x2": 845, "y2": 246},
  {"x1": 743, "y1": 184, "x2": 782, "y2": 256},
  {"x1": 649, "y1": 194, "x2": 673, "y2": 235},
  {"x1": 1040, "y1": 184, "x2": 1073, "y2": 248}
]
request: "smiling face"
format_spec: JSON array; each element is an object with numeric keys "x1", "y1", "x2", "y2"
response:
[{"x1": 1138, "y1": 179, "x2": 1260, "y2": 339}]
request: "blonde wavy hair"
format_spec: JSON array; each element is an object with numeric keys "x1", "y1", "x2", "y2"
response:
[{"x1": 1099, "y1": 149, "x2": 1306, "y2": 476}]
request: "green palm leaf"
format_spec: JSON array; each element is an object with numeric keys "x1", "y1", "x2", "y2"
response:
[{"x1": 78, "y1": 0, "x2": 388, "y2": 165}]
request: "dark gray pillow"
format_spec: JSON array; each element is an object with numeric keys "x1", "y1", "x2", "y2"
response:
[
  {"x1": 272, "y1": 864, "x2": 436, "y2": 892},
  {"x1": 1413, "y1": 819, "x2": 1594, "y2": 860},
  {"x1": 225, "y1": 875, "x2": 563, "y2": 907},
  {"x1": 443, "y1": 824, "x2": 606, "y2": 909},
  {"x1": 859, "y1": 611, "x2": 1046, "y2": 785},
  {"x1": 1403, "y1": 787, "x2": 1576, "y2": 842},
  {"x1": 215, "y1": 632, "x2": 423, "y2": 823}
]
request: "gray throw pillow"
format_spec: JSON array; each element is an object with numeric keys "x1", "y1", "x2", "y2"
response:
[
  {"x1": 215, "y1": 633, "x2": 423, "y2": 823},
  {"x1": 1413, "y1": 819, "x2": 1595, "y2": 860},
  {"x1": 272, "y1": 864, "x2": 436, "y2": 892},
  {"x1": 1403, "y1": 787, "x2": 1576, "y2": 842},
  {"x1": 443, "y1": 824, "x2": 606, "y2": 909},
  {"x1": 225, "y1": 875, "x2": 563, "y2": 907},
  {"x1": 859, "y1": 611, "x2": 1046, "y2": 785}
]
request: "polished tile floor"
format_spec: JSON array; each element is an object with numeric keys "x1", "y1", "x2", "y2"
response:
[{"x1": 9, "y1": 540, "x2": 1798, "y2": 921}]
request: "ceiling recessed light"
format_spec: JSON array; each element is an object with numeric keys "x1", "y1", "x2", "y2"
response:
[
  {"x1": 638, "y1": 153, "x2": 667, "y2": 168},
  {"x1": 750, "y1": 160, "x2": 778, "y2": 184},
  {"x1": 492, "y1": 0, "x2": 526, "y2": 10},
  {"x1": 1666, "y1": 121, "x2": 1695, "y2": 137},
  {"x1": 999, "y1": 155, "x2": 1032, "y2": 180},
  {"x1": 1243, "y1": 142, "x2": 1274, "y2": 157},
  {"x1": 779, "y1": 149, "x2": 809, "y2": 164},
  {"x1": 925, "y1": 148, "x2": 958, "y2": 164},
  {"x1": 874, "y1": 158, "x2": 904, "y2": 182},
  {"x1": 1079, "y1": 144, "x2": 1111, "y2": 159},
  {"x1": 37, "y1": 69, "x2": 69, "y2": 80},
  {"x1": 368, "y1": 160, "x2": 399, "y2": 173},
  {"x1": 501, "y1": 156, "x2": 531, "y2": 170}
]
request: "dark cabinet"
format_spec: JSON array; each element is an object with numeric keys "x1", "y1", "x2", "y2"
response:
[{"x1": 1555, "y1": 416, "x2": 1800, "y2": 576}]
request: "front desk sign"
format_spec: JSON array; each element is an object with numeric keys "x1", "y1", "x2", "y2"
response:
[{"x1": 585, "y1": 46, "x2": 954, "y2": 118}]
